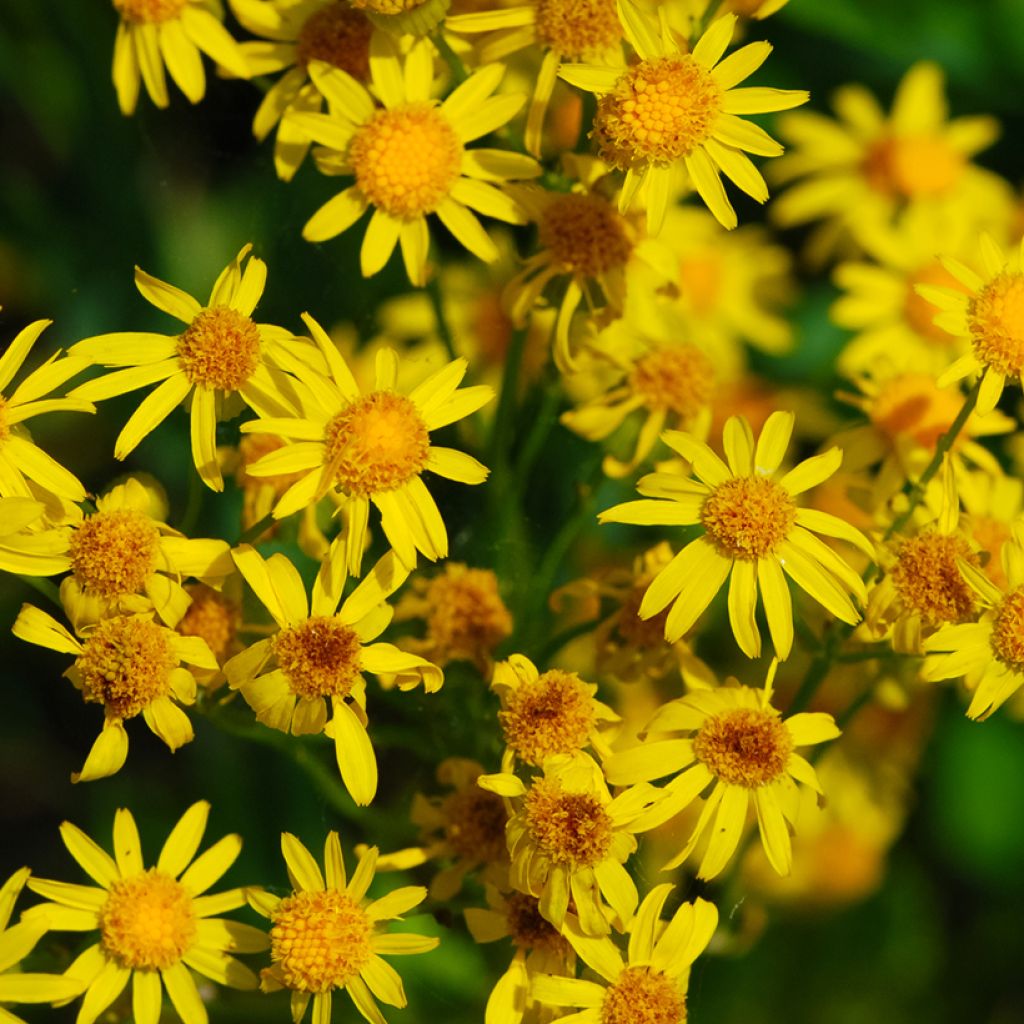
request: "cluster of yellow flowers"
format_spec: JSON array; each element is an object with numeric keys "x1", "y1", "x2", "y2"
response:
[{"x1": 3, "y1": 0, "x2": 1024, "y2": 1021}]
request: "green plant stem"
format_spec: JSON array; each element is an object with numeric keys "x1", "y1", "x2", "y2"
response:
[
  {"x1": 238, "y1": 512, "x2": 275, "y2": 545},
  {"x1": 16, "y1": 575, "x2": 63, "y2": 608},
  {"x1": 513, "y1": 369, "x2": 564, "y2": 494},
  {"x1": 433, "y1": 30, "x2": 468, "y2": 85},
  {"x1": 537, "y1": 618, "x2": 600, "y2": 667},
  {"x1": 426, "y1": 276, "x2": 458, "y2": 362},
  {"x1": 179, "y1": 468, "x2": 204, "y2": 536},
  {"x1": 486, "y1": 328, "x2": 527, "y2": 467}
]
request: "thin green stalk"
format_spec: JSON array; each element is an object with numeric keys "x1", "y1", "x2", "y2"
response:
[
  {"x1": 16, "y1": 575, "x2": 63, "y2": 609},
  {"x1": 179, "y1": 468, "x2": 204, "y2": 536},
  {"x1": 433, "y1": 30, "x2": 468, "y2": 85},
  {"x1": 485, "y1": 327, "x2": 527, "y2": 466},
  {"x1": 513, "y1": 369, "x2": 564, "y2": 494},
  {"x1": 238, "y1": 512, "x2": 275, "y2": 546},
  {"x1": 426, "y1": 276, "x2": 458, "y2": 362}
]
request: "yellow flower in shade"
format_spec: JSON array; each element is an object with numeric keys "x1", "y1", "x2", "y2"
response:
[
  {"x1": 223, "y1": 545, "x2": 442, "y2": 806},
  {"x1": 530, "y1": 887, "x2": 718, "y2": 1024},
  {"x1": 923, "y1": 539, "x2": 1024, "y2": 720},
  {"x1": 249, "y1": 831, "x2": 439, "y2": 1024},
  {"x1": 599, "y1": 412, "x2": 871, "y2": 660},
  {"x1": 58, "y1": 477, "x2": 233, "y2": 629},
  {"x1": 480, "y1": 752, "x2": 658, "y2": 936},
  {"x1": 229, "y1": 0, "x2": 374, "y2": 180},
  {"x1": 23, "y1": 803, "x2": 267, "y2": 1024},
  {"x1": 605, "y1": 671, "x2": 839, "y2": 878},
  {"x1": 374, "y1": 757, "x2": 510, "y2": 900},
  {"x1": 68, "y1": 245, "x2": 308, "y2": 491},
  {"x1": 176, "y1": 580, "x2": 244, "y2": 688},
  {"x1": 290, "y1": 34, "x2": 541, "y2": 286},
  {"x1": 392, "y1": 563, "x2": 513, "y2": 671},
  {"x1": 0, "y1": 867, "x2": 85, "y2": 1021},
  {"x1": 493, "y1": 654, "x2": 619, "y2": 771},
  {"x1": 959, "y1": 469, "x2": 1024, "y2": 590},
  {"x1": 920, "y1": 234, "x2": 1024, "y2": 416},
  {"x1": 241, "y1": 313, "x2": 493, "y2": 574},
  {"x1": 559, "y1": 5, "x2": 807, "y2": 232},
  {"x1": 447, "y1": 0, "x2": 624, "y2": 157},
  {"x1": 0, "y1": 498, "x2": 73, "y2": 577},
  {"x1": 12, "y1": 605, "x2": 216, "y2": 781},
  {"x1": 110, "y1": 0, "x2": 251, "y2": 115},
  {"x1": 0, "y1": 319, "x2": 94, "y2": 504}
]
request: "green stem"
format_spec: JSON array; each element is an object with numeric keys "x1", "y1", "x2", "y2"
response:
[
  {"x1": 513, "y1": 370, "x2": 564, "y2": 494},
  {"x1": 179, "y1": 468, "x2": 204, "y2": 537},
  {"x1": 238, "y1": 512, "x2": 275, "y2": 546},
  {"x1": 426, "y1": 276, "x2": 458, "y2": 362},
  {"x1": 16, "y1": 575, "x2": 63, "y2": 609},
  {"x1": 433, "y1": 30, "x2": 468, "y2": 85},
  {"x1": 485, "y1": 328, "x2": 527, "y2": 466}
]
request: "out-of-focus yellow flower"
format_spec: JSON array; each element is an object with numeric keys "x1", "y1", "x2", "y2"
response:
[
  {"x1": 175, "y1": 580, "x2": 243, "y2": 688},
  {"x1": 959, "y1": 469, "x2": 1024, "y2": 589}
]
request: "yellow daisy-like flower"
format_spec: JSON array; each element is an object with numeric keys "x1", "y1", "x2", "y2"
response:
[
  {"x1": 110, "y1": 0, "x2": 251, "y2": 115},
  {"x1": 12, "y1": 605, "x2": 216, "y2": 781},
  {"x1": 560, "y1": 5, "x2": 807, "y2": 232},
  {"x1": 0, "y1": 867, "x2": 85, "y2": 1021},
  {"x1": 920, "y1": 234, "x2": 1024, "y2": 416},
  {"x1": 58, "y1": 477, "x2": 233, "y2": 629},
  {"x1": 242, "y1": 313, "x2": 493, "y2": 574},
  {"x1": 480, "y1": 752, "x2": 657, "y2": 936},
  {"x1": 0, "y1": 497, "x2": 73, "y2": 577},
  {"x1": 249, "y1": 830, "x2": 439, "y2": 1024},
  {"x1": 0, "y1": 319, "x2": 94, "y2": 504},
  {"x1": 530, "y1": 886, "x2": 718, "y2": 1024},
  {"x1": 224, "y1": 545, "x2": 442, "y2": 805},
  {"x1": 23, "y1": 802, "x2": 268, "y2": 1024},
  {"x1": 229, "y1": 0, "x2": 374, "y2": 180},
  {"x1": 599, "y1": 412, "x2": 871, "y2": 660},
  {"x1": 68, "y1": 245, "x2": 307, "y2": 491},
  {"x1": 290, "y1": 34, "x2": 541, "y2": 286},
  {"x1": 605, "y1": 674, "x2": 839, "y2": 878}
]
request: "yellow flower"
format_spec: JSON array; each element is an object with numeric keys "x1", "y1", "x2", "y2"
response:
[
  {"x1": 600, "y1": 412, "x2": 871, "y2": 660},
  {"x1": 0, "y1": 497, "x2": 73, "y2": 577},
  {"x1": 68, "y1": 245, "x2": 308, "y2": 491},
  {"x1": 176, "y1": 580, "x2": 244, "y2": 688},
  {"x1": 290, "y1": 35, "x2": 541, "y2": 285},
  {"x1": 12, "y1": 605, "x2": 216, "y2": 781},
  {"x1": 249, "y1": 831, "x2": 439, "y2": 1024},
  {"x1": 241, "y1": 313, "x2": 493, "y2": 574},
  {"x1": 605, "y1": 674, "x2": 839, "y2": 878},
  {"x1": 560, "y1": 5, "x2": 807, "y2": 232},
  {"x1": 223, "y1": 545, "x2": 442, "y2": 805},
  {"x1": 110, "y1": 0, "x2": 250, "y2": 115},
  {"x1": 23, "y1": 802, "x2": 268, "y2": 1024},
  {"x1": 0, "y1": 867, "x2": 85, "y2": 1021},
  {"x1": 0, "y1": 319, "x2": 94, "y2": 504},
  {"x1": 530, "y1": 886, "x2": 718, "y2": 1024},
  {"x1": 959, "y1": 469, "x2": 1024, "y2": 590},
  {"x1": 229, "y1": 0, "x2": 374, "y2": 180}
]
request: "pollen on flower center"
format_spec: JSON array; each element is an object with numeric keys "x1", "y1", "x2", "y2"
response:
[
  {"x1": 967, "y1": 271, "x2": 1024, "y2": 379},
  {"x1": 990, "y1": 587, "x2": 1024, "y2": 669},
  {"x1": 323, "y1": 391, "x2": 430, "y2": 496},
  {"x1": 504, "y1": 891, "x2": 568, "y2": 956},
  {"x1": 296, "y1": 2, "x2": 373, "y2": 79},
  {"x1": 442, "y1": 785, "x2": 508, "y2": 863},
  {"x1": 538, "y1": 192, "x2": 634, "y2": 278},
  {"x1": 616, "y1": 581, "x2": 671, "y2": 648},
  {"x1": 75, "y1": 616, "x2": 176, "y2": 719},
  {"x1": 69, "y1": 508, "x2": 160, "y2": 599},
  {"x1": 890, "y1": 532, "x2": 979, "y2": 627},
  {"x1": 178, "y1": 584, "x2": 240, "y2": 662},
  {"x1": 693, "y1": 707, "x2": 792, "y2": 787},
  {"x1": 868, "y1": 373, "x2": 963, "y2": 449},
  {"x1": 100, "y1": 869, "x2": 196, "y2": 970},
  {"x1": 113, "y1": 0, "x2": 187, "y2": 24},
  {"x1": 270, "y1": 889, "x2": 373, "y2": 993},
  {"x1": 629, "y1": 345, "x2": 716, "y2": 420},
  {"x1": 594, "y1": 57, "x2": 721, "y2": 169},
  {"x1": 177, "y1": 306, "x2": 262, "y2": 391},
  {"x1": 904, "y1": 262, "x2": 969, "y2": 342},
  {"x1": 273, "y1": 617, "x2": 362, "y2": 700},
  {"x1": 425, "y1": 566, "x2": 513, "y2": 664},
  {"x1": 862, "y1": 135, "x2": 964, "y2": 198},
  {"x1": 499, "y1": 670, "x2": 595, "y2": 766},
  {"x1": 700, "y1": 476, "x2": 796, "y2": 560},
  {"x1": 534, "y1": 0, "x2": 620, "y2": 61},
  {"x1": 524, "y1": 777, "x2": 613, "y2": 868},
  {"x1": 601, "y1": 966, "x2": 687, "y2": 1024},
  {"x1": 349, "y1": 103, "x2": 463, "y2": 219},
  {"x1": 678, "y1": 253, "x2": 722, "y2": 316},
  {"x1": 350, "y1": 0, "x2": 425, "y2": 14}
]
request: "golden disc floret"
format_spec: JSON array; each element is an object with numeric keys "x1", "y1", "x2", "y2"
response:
[
  {"x1": 349, "y1": 103, "x2": 463, "y2": 218},
  {"x1": 890, "y1": 532, "x2": 979, "y2": 627},
  {"x1": 323, "y1": 391, "x2": 430, "y2": 496},
  {"x1": 270, "y1": 890, "x2": 373, "y2": 993},
  {"x1": 113, "y1": 0, "x2": 186, "y2": 23},
  {"x1": 700, "y1": 476, "x2": 796, "y2": 560},
  {"x1": 615, "y1": 581, "x2": 671, "y2": 648},
  {"x1": 538, "y1": 192, "x2": 634, "y2": 277},
  {"x1": 442, "y1": 785, "x2": 508, "y2": 863},
  {"x1": 990, "y1": 587, "x2": 1024, "y2": 669},
  {"x1": 534, "y1": 0, "x2": 620, "y2": 61},
  {"x1": 350, "y1": 0, "x2": 424, "y2": 13},
  {"x1": 425, "y1": 566, "x2": 513, "y2": 663},
  {"x1": 504, "y1": 891, "x2": 568, "y2": 955},
  {"x1": 296, "y1": 2, "x2": 373, "y2": 78},
  {"x1": 524, "y1": 777, "x2": 613, "y2": 868},
  {"x1": 692, "y1": 707, "x2": 792, "y2": 788},
  {"x1": 498, "y1": 670, "x2": 595, "y2": 766},
  {"x1": 100, "y1": 869, "x2": 197, "y2": 970},
  {"x1": 177, "y1": 306, "x2": 262, "y2": 391},
  {"x1": 69, "y1": 509, "x2": 161, "y2": 600},
  {"x1": 601, "y1": 967, "x2": 686, "y2": 1024},
  {"x1": 273, "y1": 617, "x2": 362, "y2": 700},
  {"x1": 862, "y1": 136, "x2": 964, "y2": 199},
  {"x1": 967, "y1": 271, "x2": 1024, "y2": 379},
  {"x1": 867, "y1": 373, "x2": 963, "y2": 449},
  {"x1": 594, "y1": 57, "x2": 721, "y2": 170},
  {"x1": 178, "y1": 584, "x2": 239, "y2": 662},
  {"x1": 629, "y1": 345, "x2": 716, "y2": 419}
]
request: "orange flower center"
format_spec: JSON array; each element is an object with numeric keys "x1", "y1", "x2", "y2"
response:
[
  {"x1": 678, "y1": 252, "x2": 723, "y2": 316},
  {"x1": 177, "y1": 584, "x2": 239, "y2": 663},
  {"x1": 701, "y1": 476, "x2": 796, "y2": 560},
  {"x1": 615, "y1": 580, "x2": 671, "y2": 649},
  {"x1": 534, "y1": 0, "x2": 620, "y2": 60},
  {"x1": 990, "y1": 587, "x2": 1024, "y2": 670},
  {"x1": 113, "y1": 0, "x2": 187, "y2": 24},
  {"x1": 904, "y1": 261, "x2": 969, "y2": 342},
  {"x1": 69, "y1": 508, "x2": 161, "y2": 600},
  {"x1": 862, "y1": 135, "x2": 964, "y2": 198},
  {"x1": 867, "y1": 372, "x2": 965, "y2": 450},
  {"x1": 524, "y1": 777, "x2": 613, "y2": 868},
  {"x1": 499, "y1": 670, "x2": 595, "y2": 766},
  {"x1": 177, "y1": 306, "x2": 262, "y2": 391},
  {"x1": 538, "y1": 192, "x2": 634, "y2": 278},
  {"x1": 693, "y1": 706, "x2": 792, "y2": 787},
  {"x1": 890, "y1": 532, "x2": 979, "y2": 628},
  {"x1": 629, "y1": 345, "x2": 716, "y2": 420},
  {"x1": 968, "y1": 271, "x2": 1024, "y2": 379},
  {"x1": 75, "y1": 616, "x2": 177, "y2": 719},
  {"x1": 442, "y1": 784, "x2": 509, "y2": 863},
  {"x1": 594, "y1": 57, "x2": 721, "y2": 169},
  {"x1": 601, "y1": 966, "x2": 687, "y2": 1024},
  {"x1": 350, "y1": 0, "x2": 425, "y2": 13},
  {"x1": 296, "y1": 2, "x2": 373, "y2": 79},
  {"x1": 100, "y1": 869, "x2": 196, "y2": 970},
  {"x1": 270, "y1": 889, "x2": 373, "y2": 993},
  {"x1": 350, "y1": 103, "x2": 463, "y2": 218},
  {"x1": 504, "y1": 891, "x2": 568, "y2": 955},
  {"x1": 424, "y1": 565, "x2": 513, "y2": 665},
  {"x1": 273, "y1": 617, "x2": 363, "y2": 700},
  {"x1": 323, "y1": 391, "x2": 430, "y2": 496},
  {"x1": 970, "y1": 514, "x2": 1011, "y2": 589}
]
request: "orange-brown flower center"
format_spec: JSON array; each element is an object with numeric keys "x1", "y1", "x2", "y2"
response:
[
  {"x1": 701, "y1": 475, "x2": 796, "y2": 560},
  {"x1": 890, "y1": 532, "x2": 979, "y2": 628},
  {"x1": 177, "y1": 306, "x2": 262, "y2": 391},
  {"x1": 862, "y1": 135, "x2": 964, "y2": 199},
  {"x1": 867, "y1": 373, "x2": 965, "y2": 450},
  {"x1": 113, "y1": 0, "x2": 186, "y2": 24},
  {"x1": 990, "y1": 586, "x2": 1024, "y2": 670},
  {"x1": 499, "y1": 670, "x2": 595, "y2": 766},
  {"x1": 968, "y1": 270, "x2": 1024, "y2": 379},
  {"x1": 693, "y1": 706, "x2": 792, "y2": 787},
  {"x1": 350, "y1": 0, "x2": 425, "y2": 13},
  {"x1": 601, "y1": 966, "x2": 687, "y2": 1024},
  {"x1": 273, "y1": 617, "x2": 362, "y2": 700},
  {"x1": 678, "y1": 252, "x2": 723, "y2": 316},
  {"x1": 424, "y1": 565, "x2": 513, "y2": 665},
  {"x1": 524, "y1": 777, "x2": 613, "y2": 868},
  {"x1": 442, "y1": 784, "x2": 509, "y2": 863},
  {"x1": 629, "y1": 345, "x2": 716, "y2": 420},
  {"x1": 504, "y1": 891, "x2": 568, "y2": 955},
  {"x1": 177, "y1": 584, "x2": 240, "y2": 663},
  {"x1": 534, "y1": 0, "x2": 620, "y2": 60},
  {"x1": 296, "y1": 2, "x2": 373, "y2": 79},
  {"x1": 538, "y1": 192, "x2": 634, "y2": 278},
  {"x1": 615, "y1": 580, "x2": 671, "y2": 649},
  {"x1": 69, "y1": 508, "x2": 161, "y2": 600}
]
